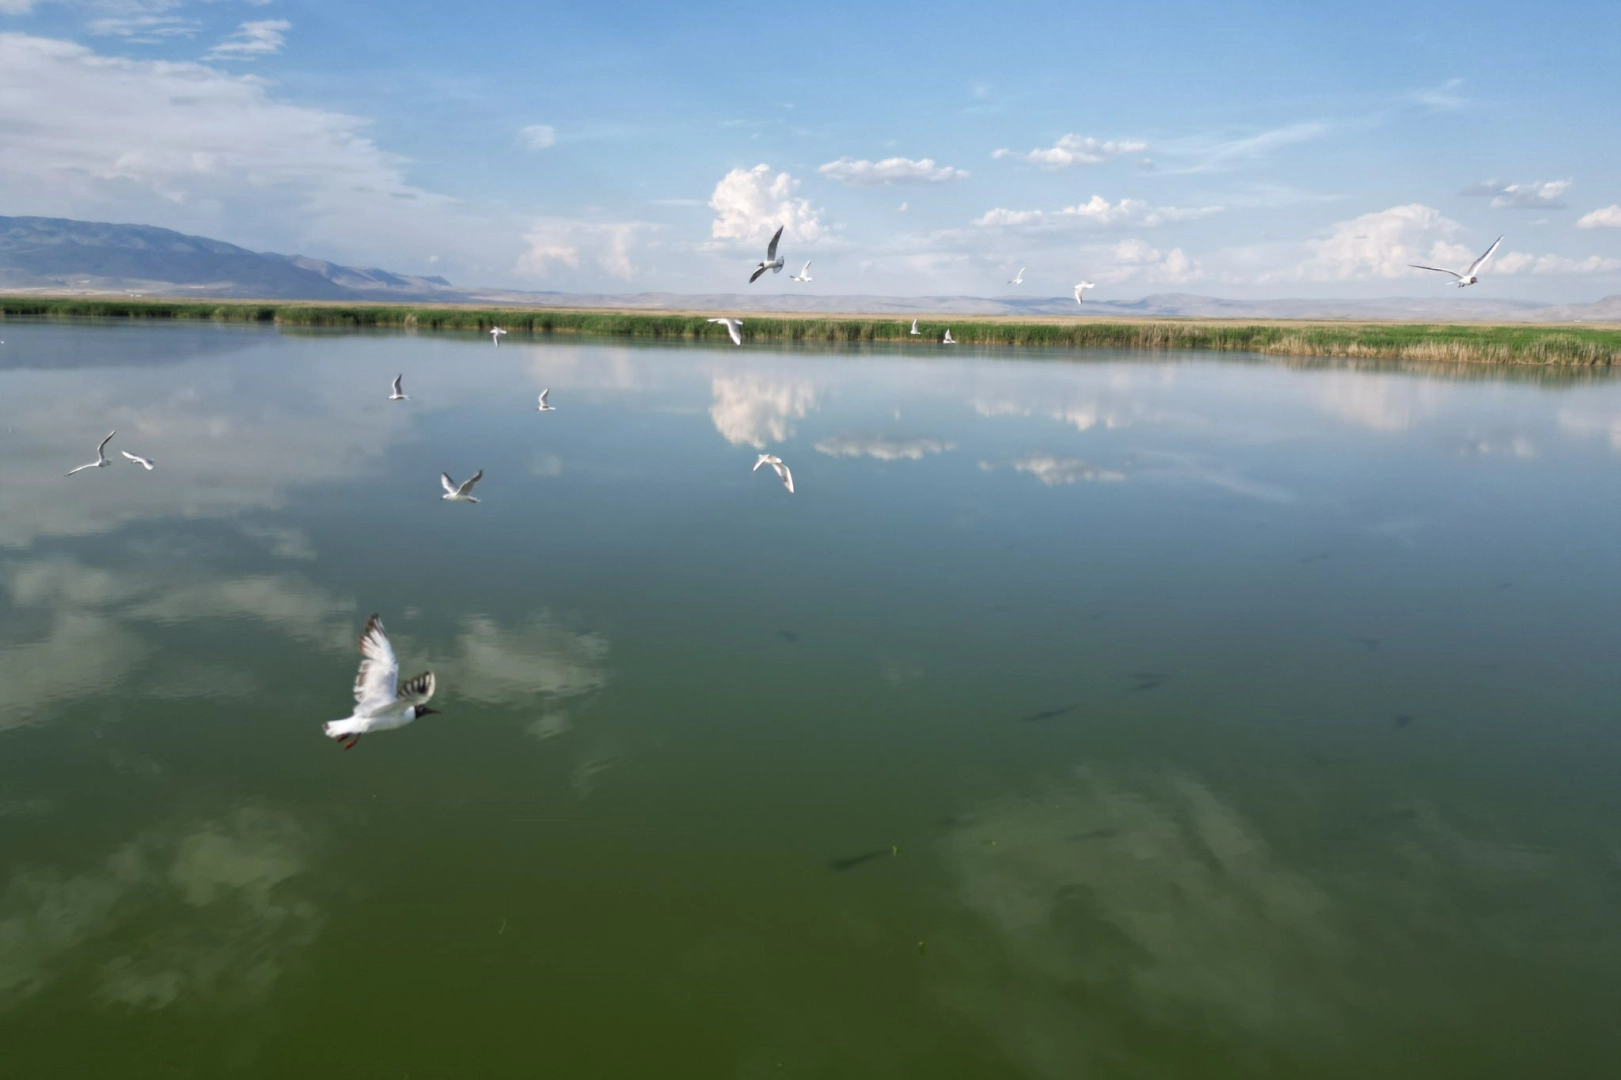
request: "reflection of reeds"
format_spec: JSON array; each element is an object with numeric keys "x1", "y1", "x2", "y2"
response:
[{"x1": 4, "y1": 297, "x2": 1620, "y2": 366}]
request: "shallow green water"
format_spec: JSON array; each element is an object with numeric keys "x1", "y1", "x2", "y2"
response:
[{"x1": 2, "y1": 320, "x2": 1621, "y2": 1078}]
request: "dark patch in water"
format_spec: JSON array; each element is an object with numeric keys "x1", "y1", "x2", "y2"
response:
[
  {"x1": 1018, "y1": 704, "x2": 1077, "y2": 723},
  {"x1": 1130, "y1": 672, "x2": 1170, "y2": 692},
  {"x1": 829, "y1": 849, "x2": 890, "y2": 872},
  {"x1": 1069, "y1": 827, "x2": 1120, "y2": 842},
  {"x1": 1496, "y1": 581, "x2": 1514, "y2": 591},
  {"x1": 775, "y1": 630, "x2": 798, "y2": 643},
  {"x1": 1352, "y1": 636, "x2": 1380, "y2": 653},
  {"x1": 1299, "y1": 552, "x2": 1331, "y2": 564},
  {"x1": 1394, "y1": 714, "x2": 1415, "y2": 729}
]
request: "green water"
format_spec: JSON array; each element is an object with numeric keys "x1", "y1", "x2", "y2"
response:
[{"x1": 2, "y1": 320, "x2": 1620, "y2": 1078}]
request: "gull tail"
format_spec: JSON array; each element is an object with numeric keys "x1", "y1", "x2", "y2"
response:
[{"x1": 324, "y1": 718, "x2": 365, "y2": 740}]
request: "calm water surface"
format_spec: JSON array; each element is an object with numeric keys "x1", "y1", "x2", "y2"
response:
[{"x1": 2, "y1": 320, "x2": 1621, "y2": 1078}]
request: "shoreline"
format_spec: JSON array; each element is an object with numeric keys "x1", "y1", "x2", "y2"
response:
[{"x1": 2, "y1": 295, "x2": 1619, "y2": 366}]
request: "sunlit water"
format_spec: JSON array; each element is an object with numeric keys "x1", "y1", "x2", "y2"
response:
[{"x1": 3, "y1": 319, "x2": 1621, "y2": 1078}]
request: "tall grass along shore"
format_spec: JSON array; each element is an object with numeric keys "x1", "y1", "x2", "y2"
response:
[{"x1": 2, "y1": 296, "x2": 1617, "y2": 366}]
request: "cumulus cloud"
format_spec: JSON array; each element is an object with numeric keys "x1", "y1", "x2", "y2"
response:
[
  {"x1": 1276, "y1": 204, "x2": 1473, "y2": 281},
  {"x1": 516, "y1": 218, "x2": 654, "y2": 280},
  {"x1": 1460, "y1": 179, "x2": 1570, "y2": 210},
  {"x1": 446, "y1": 614, "x2": 610, "y2": 707},
  {"x1": 708, "y1": 164, "x2": 830, "y2": 247},
  {"x1": 204, "y1": 18, "x2": 289, "y2": 60},
  {"x1": 817, "y1": 156, "x2": 967, "y2": 186},
  {"x1": 813, "y1": 435, "x2": 954, "y2": 460},
  {"x1": 709, "y1": 375, "x2": 818, "y2": 448},
  {"x1": 973, "y1": 196, "x2": 1221, "y2": 231},
  {"x1": 992, "y1": 134, "x2": 1147, "y2": 169},
  {"x1": 1576, "y1": 205, "x2": 1621, "y2": 229},
  {"x1": 1105, "y1": 239, "x2": 1202, "y2": 283},
  {"x1": 517, "y1": 124, "x2": 556, "y2": 150},
  {"x1": 1493, "y1": 252, "x2": 1621, "y2": 275}
]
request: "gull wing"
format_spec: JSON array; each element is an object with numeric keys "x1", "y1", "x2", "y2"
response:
[
  {"x1": 749, "y1": 264, "x2": 769, "y2": 284},
  {"x1": 775, "y1": 460, "x2": 794, "y2": 494},
  {"x1": 456, "y1": 469, "x2": 484, "y2": 497},
  {"x1": 725, "y1": 320, "x2": 742, "y2": 345},
  {"x1": 1408, "y1": 264, "x2": 1464, "y2": 280},
  {"x1": 441, "y1": 472, "x2": 457, "y2": 495},
  {"x1": 65, "y1": 462, "x2": 97, "y2": 476},
  {"x1": 396, "y1": 671, "x2": 435, "y2": 706},
  {"x1": 753, "y1": 454, "x2": 772, "y2": 472},
  {"x1": 392, "y1": 374, "x2": 403, "y2": 395},
  {"x1": 1466, "y1": 236, "x2": 1503, "y2": 277},
  {"x1": 120, "y1": 451, "x2": 153, "y2": 469},
  {"x1": 354, "y1": 615, "x2": 400, "y2": 707},
  {"x1": 98, "y1": 431, "x2": 116, "y2": 456},
  {"x1": 765, "y1": 225, "x2": 783, "y2": 261},
  {"x1": 910, "y1": 319, "x2": 918, "y2": 333},
  {"x1": 799, "y1": 261, "x2": 812, "y2": 277},
  {"x1": 539, "y1": 389, "x2": 550, "y2": 407}
]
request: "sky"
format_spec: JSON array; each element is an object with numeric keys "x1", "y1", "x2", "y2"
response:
[{"x1": 1, "y1": 0, "x2": 1619, "y2": 301}]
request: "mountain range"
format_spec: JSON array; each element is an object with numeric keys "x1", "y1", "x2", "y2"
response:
[{"x1": 3, "y1": 214, "x2": 1617, "y2": 323}]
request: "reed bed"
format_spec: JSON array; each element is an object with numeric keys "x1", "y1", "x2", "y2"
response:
[{"x1": 3, "y1": 296, "x2": 1618, "y2": 366}]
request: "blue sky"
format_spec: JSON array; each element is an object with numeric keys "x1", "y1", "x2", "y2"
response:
[{"x1": 2, "y1": 0, "x2": 1620, "y2": 299}]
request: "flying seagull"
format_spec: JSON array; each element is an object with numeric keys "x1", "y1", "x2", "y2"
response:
[
  {"x1": 1007, "y1": 267, "x2": 1025, "y2": 285},
  {"x1": 66, "y1": 431, "x2": 116, "y2": 476},
  {"x1": 490, "y1": 326, "x2": 507, "y2": 345},
  {"x1": 1409, "y1": 236, "x2": 1503, "y2": 288},
  {"x1": 322, "y1": 614, "x2": 439, "y2": 750},
  {"x1": 941, "y1": 329, "x2": 956, "y2": 345},
  {"x1": 1073, "y1": 281, "x2": 1096, "y2": 305},
  {"x1": 753, "y1": 453, "x2": 794, "y2": 494},
  {"x1": 120, "y1": 450, "x2": 155, "y2": 471},
  {"x1": 790, "y1": 261, "x2": 813, "y2": 282},
  {"x1": 441, "y1": 469, "x2": 484, "y2": 504},
  {"x1": 388, "y1": 374, "x2": 410, "y2": 401},
  {"x1": 909, "y1": 319, "x2": 921, "y2": 336},
  {"x1": 708, "y1": 317, "x2": 744, "y2": 346},
  {"x1": 749, "y1": 226, "x2": 786, "y2": 284},
  {"x1": 536, "y1": 389, "x2": 555, "y2": 412}
]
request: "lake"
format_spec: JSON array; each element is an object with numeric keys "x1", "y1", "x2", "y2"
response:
[{"x1": 2, "y1": 319, "x2": 1620, "y2": 1078}]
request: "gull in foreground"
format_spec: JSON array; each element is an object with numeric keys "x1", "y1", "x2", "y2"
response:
[
  {"x1": 66, "y1": 431, "x2": 116, "y2": 476},
  {"x1": 750, "y1": 226, "x2": 786, "y2": 284},
  {"x1": 1409, "y1": 236, "x2": 1502, "y2": 288},
  {"x1": 388, "y1": 374, "x2": 409, "y2": 401},
  {"x1": 708, "y1": 317, "x2": 744, "y2": 346},
  {"x1": 536, "y1": 389, "x2": 555, "y2": 412},
  {"x1": 1007, "y1": 267, "x2": 1025, "y2": 285},
  {"x1": 441, "y1": 470, "x2": 484, "y2": 503},
  {"x1": 490, "y1": 326, "x2": 507, "y2": 345},
  {"x1": 790, "y1": 261, "x2": 813, "y2": 282},
  {"x1": 120, "y1": 450, "x2": 155, "y2": 471},
  {"x1": 909, "y1": 318, "x2": 920, "y2": 336},
  {"x1": 1074, "y1": 281, "x2": 1096, "y2": 305},
  {"x1": 941, "y1": 329, "x2": 956, "y2": 345},
  {"x1": 323, "y1": 615, "x2": 438, "y2": 750},
  {"x1": 753, "y1": 453, "x2": 794, "y2": 494}
]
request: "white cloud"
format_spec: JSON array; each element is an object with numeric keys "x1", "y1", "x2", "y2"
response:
[
  {"x1": 1404, "y1": 77, "x2": 1468, "y2": 112},
  {"x1": 1460, "y1": 179, "x2": 1570, "y2": 210},
  {"x1": 972, "y1": 195, "x2": 1221, "y2": 231},
  {"x1": 817, "y1": 156, "x2": 967, "y2": 186},
  {"x1": 709, "y1": 375, "x2": 817, "y2": 448},
  {"x1": 447, "y1": 614, "x2": 609, "y2": 707},
  {"x1": 1104, "y1": 239, "x2": 1202, "y2": 283},
  {"x1": 204, "y1": 18, "x2": 289, "y2": 60},
  {"x1": 1009, "y1": 456, "x2": 1125, "y2": 486},
  {"x1": 516, "y1": 218, "x2": 654, "y2": 280},
  {"x1": 813, "y1": 435, "x2": 954, "y2": 460},
  {"x1": 518, "y1": 124, "x2": 556, "y2": 151},
  {"x1": 1493, "y1": 252, "x2": 1621, "y2": 275},
  {"x1": 992, "y1": 134, "x2": 1147, "y2": 169},
  {"x1": 707, "y1": 164, "x2": 830, "y2": 247},
  {"x1": 1162, "y1": 121, "x2": 1328, "y2": 174},
  {"x1": 1276, "y1": 203, "x2": 1474, "y2": 281},
  {"x1": 1577, "y1": 205, "x2": 1621, "y2": 229}
]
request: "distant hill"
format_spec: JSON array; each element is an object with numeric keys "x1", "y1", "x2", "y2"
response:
[{"x1": 1, "y1": 214, "x2": 1616, "y2": 322}]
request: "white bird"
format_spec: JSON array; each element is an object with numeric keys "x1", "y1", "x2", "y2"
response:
[
  {"x1": 1409, "y1": 236, "x2": 1503, "y2": 288},
  {"x1": 941, "y1": 329, "x2": 956, "y2": 345},
  {"x1": 490, "y1": 326, "x2": 508, "y2": 345},
  {"x1": 1008, "y1": 267, "x2": 1025, "y2": 285},
  {"x1": 66, "y1": 431, "x2": 116, "y2": 476},
  {"x1": 1073, "y1": 281, "x2": 1096, "y2": 305},
  {"x1": 753, "y1": 453, "x2": 794, "y2": 494},
  {"x1": 322, "y1": 615, "x2": 439, "y2": 750},
  {"x1": 790, "y1": 261, "x2": 813, "y2": 282},
  {"x1": 120, "y1": 450, "x2": 155, "y2": 471},
  {"x1": 441, "y1": 469, "x2": 484, "y2": 503},
  {"x1": 909, "y1": 318, "x2": 921, "y2": 336},
  {"x1": 388, "y1": 374, "x2": 409, "y2": 401},
  {"x1": 708, "y1": 317, "x2": 744, "y2": 346},
  {"x1": 749, "y1": 226, "x2": 786, "y2": 283},
  {"x1": 536, "y1": 389, "x2": 555, "y2": 412}
]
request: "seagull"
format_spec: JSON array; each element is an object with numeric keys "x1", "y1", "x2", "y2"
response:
[
  {"x1": 941, "y1": 329, "x2": 956, "y2": 345},
  {"x1": 66, "y1": 431, "x2": 116, "y2": 476},
  {"x1": 753, "y1": 453, "x2": 794, "y2": 494},
  {"x1": 1007, "y1": 267, "x2": 1025, "y2": 285},
  {"x1": 909, "y1": 318, "x2": 921, "y2": 336},
  {"x1": 441, "y1": 470, "x2": 484, "y2": 504},
  {"x1": 749, "y1": 226, "x2": 786, "y2": 284},
  {"x1": 490, "y1": 326, "x2": 508, "y2": 345},
  {"x1": 790, "y1": 261, "x2": 813, "y2": 282},
  {"x1": 708, "y1": 317, "x2": 744, "y2": 346},
  {"x1": 536, "y1": 389, "x2": 555, "y2": 412},
  {"x1": 322, "y1": 615, "x2": 439, "y2": 750},
  {"x1": 1073, "y1": 281, "x2": 1096, "y2": 305},
  {"x1": 1409, "y1": 236, "x2": 1503, "y2": 288},
  {"x1": 120, "y1": 450, "x2": 155, "y2": 471},
  {"x1": 388, "y1": 374, "x2": 409, "y2": 401}
]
